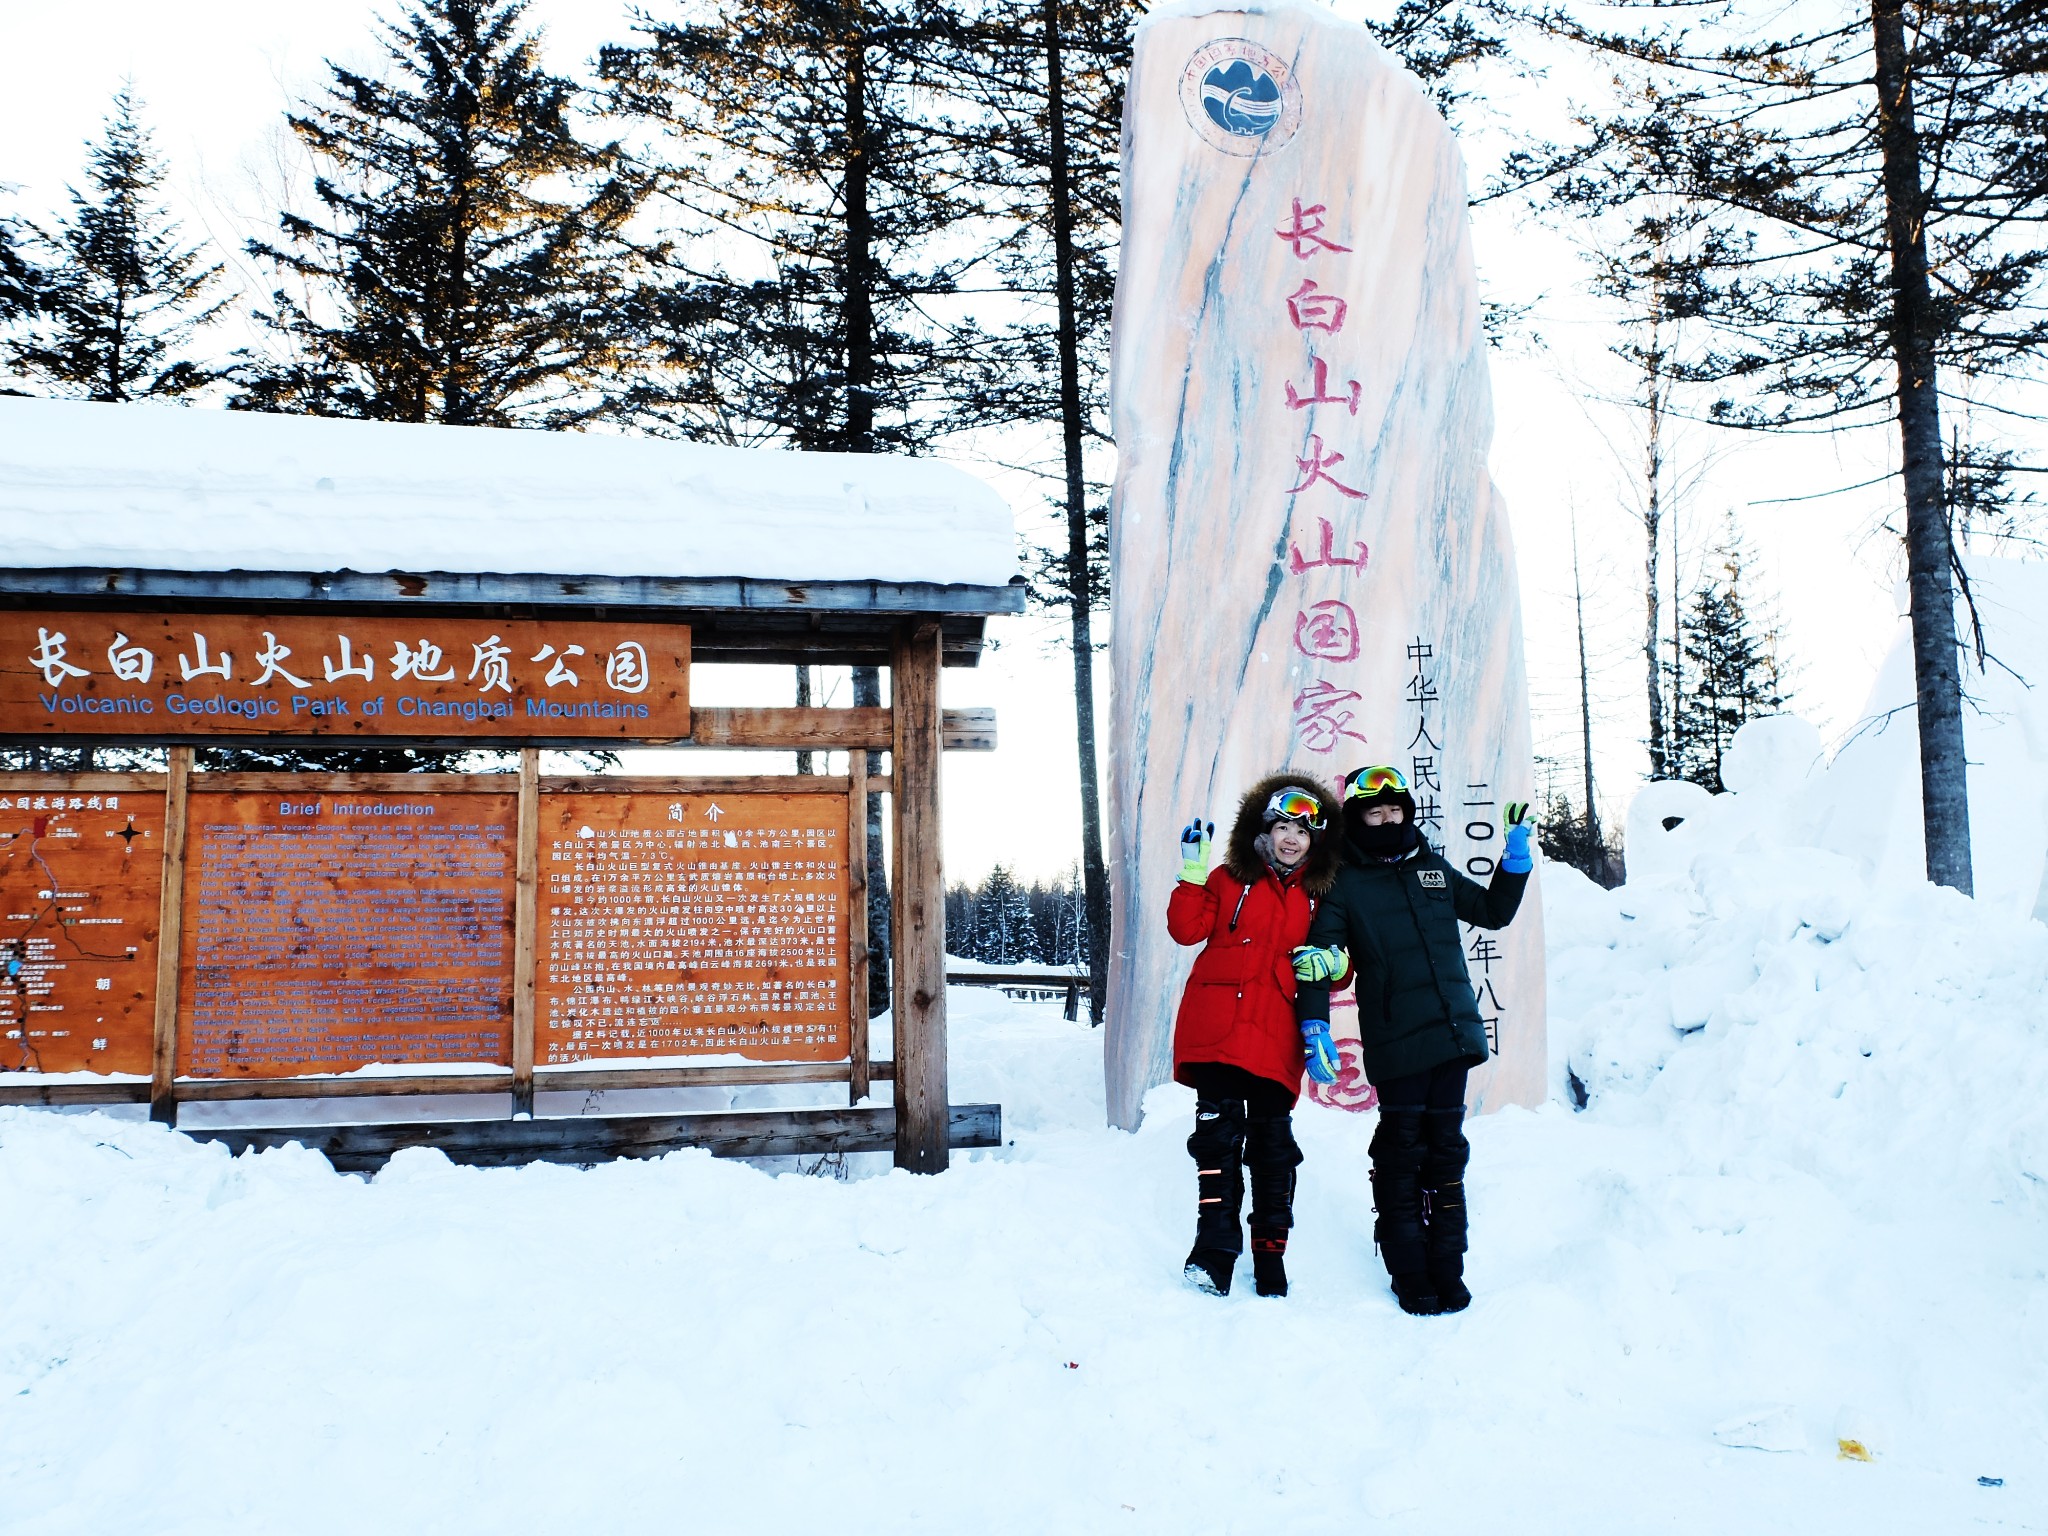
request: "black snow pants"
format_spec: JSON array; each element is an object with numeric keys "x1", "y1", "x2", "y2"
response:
[
  {"x1": 1183, "y1": 1063, "x2": 1303, "y2": 1257},
  {"x1": 1370, "y1": 1062, "x2": 1470, "y2": 1280}
]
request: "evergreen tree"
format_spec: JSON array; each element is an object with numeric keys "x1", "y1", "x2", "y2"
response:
[
  {"x1": 605, "y1": 0, "x2": 997, "y2": 1011},
  {"x1": 236, "y1": 0, "x2": 649, "y2": 426},
  {"x1": 0, "y1": 202, "x2": 41, "y2": 332},
  {"x1": 914, "y1": 0, "x2": 1134, "y2": 1024},
  {"x1": 972, "y1": 865, "x2": 1036, "y2": 964},
  {"x1": 8, "y1": 88, "x2": 226, "y2": 401},
  {"x1": 1667, "y1": 528, "x2": 1789, "y2": 793},
  {"x1": 601, "y1": 0, "x2": 986, "y2": 448},
  {"x1": 1535, "y1": 0, "x2": 2048, "y2": 892},
  {"x1": 1537, "y1": 788, "x2": 1622, "y2": 887}
]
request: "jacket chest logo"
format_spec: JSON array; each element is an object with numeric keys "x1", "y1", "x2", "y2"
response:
[{"x1": 1416, "y1": 869, "x2": 1447, "y2": 889}]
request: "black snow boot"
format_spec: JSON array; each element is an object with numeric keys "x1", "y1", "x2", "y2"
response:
[
  {"x1": 1371, "y1": 1107, "x2": 1441, "y2": 1315},
  {"x1": 1245, "y1": 1112, "x2": 1303, "y2": 1298},
  {"x1": 1421, "y1": 1106, "x2": 1472, "y2": 1312},
  {"x1": 1185, "y1": 1097, "x2": 1246, "y2": 1295}
]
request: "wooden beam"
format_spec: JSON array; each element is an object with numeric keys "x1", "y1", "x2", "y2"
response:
[
  {"x1": 0, "y1": 773, "x2": 167, "y2": 792},
  {"x1": 891, "y1": 621, "x2": 949, "y2": 1173},
  {"x1": 0, "y1": 1061, "x2": 902, "y2": 1108},
  {"x1": 0, "y1": 1080, "x2": 150, "y2": 1107},
  {"x1": 945, "y1": 969, "x2": 1090, "y2": 989},
  {"x1": 510, "y1": 748, "x2": 540, "y2": 1117},
  {"x1": 542, "y1": 774, "x2": 853, "y2": 795},
  {"x1": 185, "y1": 772, "x2": 517, "y2": 793},
  {"x1": 148, "y1": 746, "x2": 191, "y2": 1126},
  {"x1": 847, "y1": 749, "x2": 871, "y2": 1105},
  {"x1": 174, "y1": 1103, "x2": 1003, "y2": 1173},
  {"x1": 687, "y1": 706, "x2": 993, "y2": 752}
]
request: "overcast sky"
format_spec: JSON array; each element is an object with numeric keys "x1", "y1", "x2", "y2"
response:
[{"x1": 2, "y1": 0, "x2": 2002, "y2": 883}]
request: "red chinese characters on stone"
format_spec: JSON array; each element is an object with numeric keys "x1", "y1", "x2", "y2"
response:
[
  {"x1": 1274, "y1": 199, "x2": 1352, "y2": 260},
  {"x1": 1284, "y1": 357, "x2": 1362, "y2": 415},
  {"x1": 1293, "y1": 678, "x2": 1368, "y2": 754},
  {"x1": 1293, "y1": 600, "x2": 1361, "y2": 663},
  {"x1": 1288, "y1": 517, "x2": 1369, "y2": 575},
  {"x1": 1286, "y1": 279, "x2": 1347, "y2": 334},
  {"x1": 1288, "y1": 435, "x2": 1366, "y2": 499}
]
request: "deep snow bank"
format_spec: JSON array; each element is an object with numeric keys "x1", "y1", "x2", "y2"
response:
[{"x1": 2, "y1": 846, "x2": 2045, "y2": 1531}]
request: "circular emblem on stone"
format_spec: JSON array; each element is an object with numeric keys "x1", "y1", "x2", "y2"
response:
[{"x1": 1179, "y1": 38, "x2": 1303, "y2": 156}]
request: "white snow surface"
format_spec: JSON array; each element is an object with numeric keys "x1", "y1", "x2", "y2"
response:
[
  {"x1": 4, "y1": 819, "x2": 2046, "y2": 1529},
  {"x1": 0, "y1": 396, "x2": 1018, "y2": 587}
]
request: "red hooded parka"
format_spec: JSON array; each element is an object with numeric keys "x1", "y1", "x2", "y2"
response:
[{"x1": 1168, "y1": 771, "x2": 1342, "y2": 1098}]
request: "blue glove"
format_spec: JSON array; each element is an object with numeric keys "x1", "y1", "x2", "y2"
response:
[
  {"x1": 1301, "y1": 1019, "x2": 1340, "y2": 1084},
  {"x1": 1179, "y1": 817, "x2": 1214, "y2": 884},
  {"x1": 1500, "y1": 801, "x2": 1533, "y2": 873}
]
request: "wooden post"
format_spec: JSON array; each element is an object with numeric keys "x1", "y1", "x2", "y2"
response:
[
  {"x1": 511, "y1": 747, "x2": 540, "y2": 1118},
  {"x1": 846, "y1": 748, "x2": 871, "y2": 1105},
  {"x1": 149, "y1": 746, "x2": 192, "y2": 1125},
  {"x1": 890, "y1": 622, "x2": 948, "y2": 1172}
]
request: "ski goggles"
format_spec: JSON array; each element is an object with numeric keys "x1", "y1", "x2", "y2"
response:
[
  {"x1": 1345, "y1": 765, "x2": 1409, "y2": 800},
  {"x1": 1263, "y1": 788, "x2": 1326, "y2": 830}
]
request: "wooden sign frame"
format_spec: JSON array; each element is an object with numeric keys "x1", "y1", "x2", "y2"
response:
[{"x1": 0, "y1": 622, "x2": 991, "y2": 1171}]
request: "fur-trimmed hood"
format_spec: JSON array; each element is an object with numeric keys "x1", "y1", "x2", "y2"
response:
[{"x1": 1223, "y1": 771, "x2": 1343, "y2": 896}]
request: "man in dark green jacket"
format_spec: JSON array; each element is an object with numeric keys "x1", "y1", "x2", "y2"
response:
[{"x1": 1291, "y1": 764, "x2": 1533, "y2": 1316}]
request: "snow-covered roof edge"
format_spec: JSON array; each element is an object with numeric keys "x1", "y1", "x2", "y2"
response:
[{"x1": 0, "y1": 397, "x2": 1020, "y2": 592}]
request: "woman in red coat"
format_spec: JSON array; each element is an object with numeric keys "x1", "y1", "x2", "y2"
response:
[{"x1": 1169, "y1": 771, "x2": 1341, "y2": 1298}]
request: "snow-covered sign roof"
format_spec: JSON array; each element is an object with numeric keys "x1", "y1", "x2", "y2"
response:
[{"x1": 0, "y1": 397, "x2": 1018, "y2": 592}]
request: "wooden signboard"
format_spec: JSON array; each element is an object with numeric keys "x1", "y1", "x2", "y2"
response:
[
  {"x1": 535, "y1": 791, "x2": 850, "y2": 1065},
  {"x1": 1, "y1": 783, "x2": 164, "y2": 1075},
  {"x1": 175, "y1": 789, "x2": 518, "y2": 1078},
  {"x1": 0, "y1": 612, "x2": 690, "y2": 741}
]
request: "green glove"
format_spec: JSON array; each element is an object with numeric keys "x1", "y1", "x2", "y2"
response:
[
  {"x1": 1179, "y1": 817, "x2": 1214, "y2": 884},
  {"x1": 1291, "y1": 944, "x2": 1349, "y2": 983}
]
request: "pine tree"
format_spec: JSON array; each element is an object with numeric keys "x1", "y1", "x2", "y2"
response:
[
  {"x1": 972, "y1": 865, "x2": 1036, "y2": 964},
  {"x1": 1537, "y1": 788, "x2": 1621, "y2": 887},
  {"x1": 1667, "y1": 528, "x2": 1789, "y2": 794},
  {"x1": 605, "y1": 0, "x2": 996, "y2": 1011},
  {"x1": 0, "y1": 202, "x2": 41, "y2": 331},
  {"x1": 912, "y1": 0, "x2": 1134, "y2": 1024},
  {"x1": 236, "y1": 0, "x2": 649, "y2": 426},
  {"x1": 1535, "y1": 0, "x2": 2048, "y2": 892},
  {"x1": 601, "y1": 0, "x2": 986, "y2": 449},
  {"x1": 8, "y1": 88, "x2": 226, "y2": 401}
]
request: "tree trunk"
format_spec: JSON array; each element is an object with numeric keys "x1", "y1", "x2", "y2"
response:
[
  {"x1": 843, "y1": 4, "x2": 875, "y2": 455},
  {"x1": 840, "y1": 3, "x2": 891, "y2": 1007},
  {"x1": 1043, "y1": 0, "x2": 1110, "y2": 1023},
  {"x1": 1670, "y1": 497, "x2": 1683, "y2": 772},
  {"x1": 1573, "y1": 516, "x2": 1597, "y2": 844},
  {"x1": 795, "y1": 665, "x2": 814, "y2": 775},
  {"x1": 1642, "y1": 294, "x2": 1666, "y2": 779},
  {"x1": 855, "y1": 663, "x2": 891, "y2": 1014},
  {"x1": 1871, "y1": 0, "x2": 1973, "y2": 894}
]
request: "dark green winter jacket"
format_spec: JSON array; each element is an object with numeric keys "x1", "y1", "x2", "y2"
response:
[{"x1": 1294, "y1": 843, "x2": 1528, "y2": 1085}]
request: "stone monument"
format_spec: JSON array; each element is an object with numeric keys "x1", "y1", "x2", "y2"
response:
[{"x1": 1104, "y1": 0, "x2": 1545, "y2": 1128}]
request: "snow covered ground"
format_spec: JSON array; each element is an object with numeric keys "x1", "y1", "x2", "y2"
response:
[{"x1": 4, "y1": 840, "x2": 2045, "y2": 1532}]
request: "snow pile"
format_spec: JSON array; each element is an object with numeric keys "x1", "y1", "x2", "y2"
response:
[
  {"x1": 1548, "y1": 841, "x2": 2048, "y2": 1204},
  {"x1": 0, "y1": 396, "x2": 1018, "y2": 587},
  {"x1": 1809, "y1": 558, "x2": 2048, "y2": 920},
  {"x1": 3, "y1": 843, "x2": 2046, "y2": 1529}
]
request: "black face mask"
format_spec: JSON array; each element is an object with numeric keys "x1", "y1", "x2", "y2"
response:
[{"x1": 1351, "y1": 816, "x2": 1419, "y2": 859}]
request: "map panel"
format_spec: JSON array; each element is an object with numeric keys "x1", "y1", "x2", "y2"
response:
[
  {"x1": 0, "y1": 787, "x2": 164, "y2": 1076},
  {"x1": 177, "y1": 791, "x2": 517, "y2": 1077},
  {"x1": 536, "y1": 792, "x2": 849, "y2": 1065}
]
